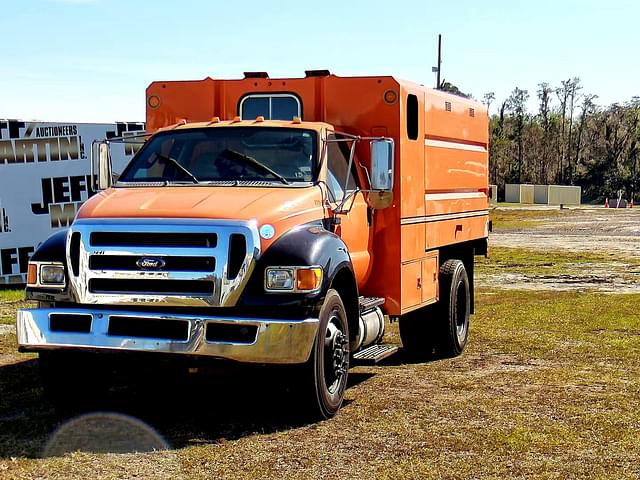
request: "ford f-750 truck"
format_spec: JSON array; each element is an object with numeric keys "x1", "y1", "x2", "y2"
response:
[{"x1": 17, "y1": 71, "x2": 489, "y2": 418}]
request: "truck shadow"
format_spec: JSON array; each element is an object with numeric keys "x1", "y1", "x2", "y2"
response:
[
  {"x1": 0, "y1": 359, "x2": 55, "y2": 458},
  {"x1": 0, "y1": 358, "x2": 376, "y2": 458}
]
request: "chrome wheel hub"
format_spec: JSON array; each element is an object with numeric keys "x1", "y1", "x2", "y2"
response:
[{"x1": 324, "y1": 316, "x2": 349, "y2": 393}]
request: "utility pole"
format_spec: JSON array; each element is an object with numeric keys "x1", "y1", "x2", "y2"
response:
[{"x1": 433, "y1": 34, "x2": 442, "y2": 89}]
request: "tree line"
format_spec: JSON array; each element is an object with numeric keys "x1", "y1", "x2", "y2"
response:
[{"x1": 442, "y1": 79, "x2": 640, "y2": 202}]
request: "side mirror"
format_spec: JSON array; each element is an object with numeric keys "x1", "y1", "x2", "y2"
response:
[
  {"x1": 91, "y1": 142, "x2": 113, "y2": 191},
  {"x1": 367, "y1": 139, "x2": 394, "y2": 209},
  {"x1": 370, "y1": 139, "x2": 394, "y2": 191}
]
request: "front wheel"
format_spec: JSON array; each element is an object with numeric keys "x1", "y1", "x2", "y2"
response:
[{"x1": 301, "y1": 289, "x2": 350, "y2": 420}]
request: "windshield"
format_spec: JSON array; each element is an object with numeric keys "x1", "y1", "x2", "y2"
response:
[{"x1": 118, "y1": 127, "x2": 317, "y2": 184}]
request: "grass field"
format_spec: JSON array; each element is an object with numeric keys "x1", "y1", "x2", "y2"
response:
[
  {"x1": 0, "y1": 290, "x2": 25, "y2": 303},
  {"x1": 0, "y1": 290, "x2": 29, "y2": 327},
  {"x1": 1, "y1": 210, "x2": 639, "y2": 479}
]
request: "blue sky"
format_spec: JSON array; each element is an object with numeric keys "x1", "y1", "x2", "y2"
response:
[{"x1": 2, "y1": 0, "x2": 638, "y2": 122}]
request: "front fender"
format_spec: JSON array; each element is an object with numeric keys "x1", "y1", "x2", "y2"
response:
[
  {"x1": 30, "y1": 229, "x2": 68, "y2": 262},
  {"x1": 26, "y1": 229, "x2": 72, "y2": 301},
  {"x1": 238, "y1": 222, "x2": 354, "y2": 311}
]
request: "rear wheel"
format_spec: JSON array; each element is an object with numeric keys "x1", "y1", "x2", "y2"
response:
[
  {"x1": 301, "y1": 289, "x2": 350, "y2": 420},
  {"x1": 436, "y1": 259, "x2": 470, "y2": 358},
  {"x1": 399, "y1": 259, "x2": 470, "y2": 360}
]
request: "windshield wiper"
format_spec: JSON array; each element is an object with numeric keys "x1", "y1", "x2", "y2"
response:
[
  {"x1": 219, "y1": 149, "x2": 289, "y2": 185},
  {"x1": 152, "y1": 152, "x2": 199, "y2": 184}
]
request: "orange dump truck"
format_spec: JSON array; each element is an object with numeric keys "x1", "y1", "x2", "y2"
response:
[{"x1": 17, "y1": 71, "x2": 488, "y2": 418}]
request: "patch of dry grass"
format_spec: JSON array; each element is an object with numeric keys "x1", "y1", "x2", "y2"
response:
[
  {"x1": 475, "y1": 246, "x2": 640, "y2": 293},
  {"x1": 490, "y1": 207, "x2": 564, "y2": 231},
  {"x1": 477, "y1": 246, "x2": 635, "y2": 275},
  {"x1": 0, "y1": 289, "x2": 24, "y2": 303},
  {"x1": 0, "y1": 289, "x2": 32, "y2": 326}
]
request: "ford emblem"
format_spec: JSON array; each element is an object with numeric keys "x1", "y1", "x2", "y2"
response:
[{"x1": 136, "y1": 257, "x2": 166, "y2": 270}]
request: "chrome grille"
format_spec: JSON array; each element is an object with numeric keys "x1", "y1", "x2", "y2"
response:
[
  {"x1": 66, "y1": 218, "x2": 260, "y2": 307},
  {"x1": 90, "y1": 232, "x2": 217, "y2": 248},
  {"x1": 88, "y1": 278, "x2": 214, "y2": 295},
  {"x1": 88, "y1": 255, "x2": 215, "y2": 272}
]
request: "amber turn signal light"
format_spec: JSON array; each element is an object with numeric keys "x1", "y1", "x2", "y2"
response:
[
  {"x1": 296, "y1": 267, "x2": 323, "y2": 291},
  {"x1": 27, "y1": 263, "x2": 37, "y2": 286}
]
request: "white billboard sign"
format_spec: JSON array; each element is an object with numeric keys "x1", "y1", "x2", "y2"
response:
[{"x1": 0, "y1": 119, "x2": 144, "y2": 284}]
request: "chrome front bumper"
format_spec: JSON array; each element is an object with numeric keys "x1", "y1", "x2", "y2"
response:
[{"x1": 16, "y1": 308, "x2": 319, "y2": 364}]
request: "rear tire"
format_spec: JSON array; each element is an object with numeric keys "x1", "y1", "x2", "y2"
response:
[
  {"x1": 300, "y1": 289, "x2": 350, "y2": 420},
  {"x1": 436, "y1": 259, "x2": 470, "y2": 358},
  {"x1": 399, "y1": 259, "x2": 470, "y2": 360}
]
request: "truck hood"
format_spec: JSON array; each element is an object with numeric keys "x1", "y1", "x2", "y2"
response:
[{"x1": 77, "y1": 186, "x2": 326, "y2": 246}]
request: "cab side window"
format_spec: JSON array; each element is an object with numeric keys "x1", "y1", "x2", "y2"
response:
[{"x1": 326, "y1": 133, "x2": 358, "y2": 201}]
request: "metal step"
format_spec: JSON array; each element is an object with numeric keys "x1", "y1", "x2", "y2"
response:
[
  {"x1": 359, "y1": 296, "x2": 385, "y2": 313},
  {"x1": 352, "y1": 344, "x2": 398, "y2": 365}
]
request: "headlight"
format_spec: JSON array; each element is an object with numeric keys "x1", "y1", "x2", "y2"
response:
[
  {"x1": 265, "y1": 268, "x2": 295, "y2": 291},
  {"x1": 40, "y1": 265, "x2": 65, "y2": 285},
  {"x1": 27, "y1": 262, "x2": 66, "y2": 288},
  {"x1": 265, "y1": 266, "x2": 323, "y2": 292}
]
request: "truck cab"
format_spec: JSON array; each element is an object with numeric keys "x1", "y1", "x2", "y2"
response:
[{"x1": 17, "y1": 71, "x2": 489, "y2": 419}]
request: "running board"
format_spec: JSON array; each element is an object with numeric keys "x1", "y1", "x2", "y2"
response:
[{"x1": 352, "y1": 344, "x2": 398, "y2": 365}]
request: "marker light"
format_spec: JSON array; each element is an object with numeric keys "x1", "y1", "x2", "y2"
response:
[
  {"x1": 147, "y1": 95, "x2": 161, "y2": 108},
  {"x1": 384, "y1": 89, "x2": 398, "y2": 104}
]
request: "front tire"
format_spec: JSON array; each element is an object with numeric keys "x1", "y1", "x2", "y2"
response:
[{"x1": 302, "y1": 289, "x2": 350, "y2": 420}]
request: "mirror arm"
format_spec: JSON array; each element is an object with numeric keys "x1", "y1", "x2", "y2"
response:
[
  {"x1": 358, "y1": 160, "x2": 372, "y2": 189},
  {"x1": 342, "y1": 140, "x2": 357, "y2": 194},
  {"x1": 334, "y1": 188, "x2": 359, "y2": 215}
]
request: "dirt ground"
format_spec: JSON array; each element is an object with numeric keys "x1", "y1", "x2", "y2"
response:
[
  {"x1": 482, "y1": 206, "x2": 640, "y2": 292},
  {"x1": 490, "y1": 205, "x2": 640, "y2": 255}
]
